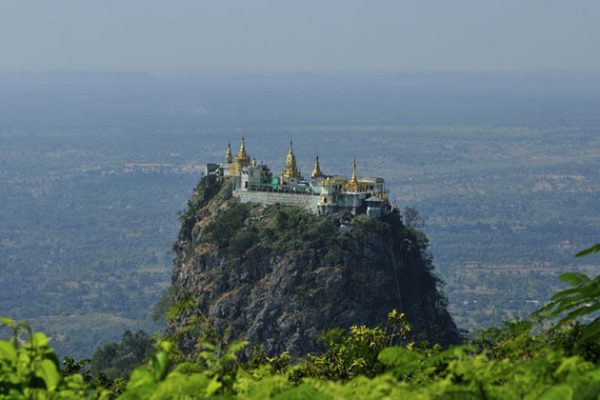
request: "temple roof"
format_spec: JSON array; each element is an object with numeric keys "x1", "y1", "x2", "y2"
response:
[
  {"x1": 311, "y1": 154, "x2": 322, "y2": 178},
  {"x1": 282, "y1": 140, "x2": 301, "y2": 179},
  {"x1": 225, "y1": 142, "x2": 233, "y2": 163},
  {"x1": 236, "y1": 137, "x2": 250, "y2": 163}
]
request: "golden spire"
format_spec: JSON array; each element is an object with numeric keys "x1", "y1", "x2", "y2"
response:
[
  {"x1": 346, "y1": 156, "x2": 359, "y2": 191},
  {"x1": 282, "y1": 140, "x2": 301, "y2": 180},
  {"x1": 311, "y1": 154, "x2": 322, "y2": 178},
  {"x1": 236, "y1": 136, "x2": 250, "y2": 165},
  {"x1": 225, "y1": 142, "x2": 233, "y2": 163}
]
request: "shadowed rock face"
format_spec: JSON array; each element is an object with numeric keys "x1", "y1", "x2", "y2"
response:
[{"x1": 169, "y1": 175, "x2": 459, "y2": 356}]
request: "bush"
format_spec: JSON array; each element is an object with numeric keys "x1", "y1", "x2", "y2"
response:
[
  {"x1": 205, "y1": 203, "x2": 253, "y2": 249},
  {"x1": 90, "y1": 330, "x2": 155, "y2": 380}
]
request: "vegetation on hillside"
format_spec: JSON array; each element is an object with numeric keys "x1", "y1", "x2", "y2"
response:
[{"x1": 203, "y1": 202, "x2": 340, "y2": 255}]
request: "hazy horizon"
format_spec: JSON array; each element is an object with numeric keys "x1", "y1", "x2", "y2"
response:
[{"x1": 1, "y1": 1, "x2": 599, "y2": 72}]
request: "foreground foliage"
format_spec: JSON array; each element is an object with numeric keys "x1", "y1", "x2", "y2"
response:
[
  {"x1": 2, "y1": 312, "x2": 600, "y2": 399},
  {"x1": 0, "y1": 318, "x2": 91, "y2": 399}
]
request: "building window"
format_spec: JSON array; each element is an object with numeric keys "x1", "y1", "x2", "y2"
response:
[
  {"x1": 244, "y1": 181, "x2": 248, "y2": 188},
  {"x1": 323, "y1": 198, "x2": 327, "y2": 204}
]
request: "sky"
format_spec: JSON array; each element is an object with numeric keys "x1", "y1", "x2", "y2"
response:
[{"x1": 1, "y1": 0, "x2": 599, "y2": 72}]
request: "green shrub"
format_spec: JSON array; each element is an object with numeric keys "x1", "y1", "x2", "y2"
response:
[
  {"x1": 0, "y1": 317, "x2": 92, "y2": 398},
  {"x1": 229, "y1": 228, "x2": 259, "y2": 258},
  {"x1": 205, "y1": 203, "x2": 253, "y2": 249}
]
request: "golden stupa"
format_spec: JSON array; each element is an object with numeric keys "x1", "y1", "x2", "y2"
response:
[{"x1": 282, "y1": 141, "x2": 302, "y2": 180}]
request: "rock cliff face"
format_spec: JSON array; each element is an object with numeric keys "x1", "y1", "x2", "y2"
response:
[{"x1": 169, "y1": 175, "x2": 459, "y2": 356}]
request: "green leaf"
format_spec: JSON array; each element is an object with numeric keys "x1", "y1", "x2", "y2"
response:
[
  {"x1": 554, "y1": 356, "x2": 582, "y2": 377},
  {"x1": 226, "y1": 340, "x2": 248, "y2": 356},
  {"x1": 0, "y1": 341, "x2": 17, "y2": 361},
  {"x1": 205, "y1": 377, "x2": 222, "y2": 396},
  {"x1": 152, "y1": 352, "x2": 170, "y2": 381},
  {"x1": 158, "y1": 340, "x2": 172, "y2": 353},
  {"x1": 273, "y1": 384, "x2": 329, "y2": 400},
  {"x1": 561, "y1": 302, "x2": 600, "y2": 322},
  {"x1": 546, "y1": 287, "x2": 587, "y2": 301},
  {"x1": 200, "y1": 342, "x2": 216, "y2": 352},
  {"x1": 576, "y1": 243, "x2": 600, "y2": 258},
  {"x1": 558, "y1": 272, "x2": 591, "y2": 286},
  {"x1": 126, "y1": 366, "x2": 157, "y2": 394},
  {"x1": 533, "y1": 272, "x2": 600, "y2": 323},
  {"x1": 378, "y1": 346, "x2": 420, "y2": 367},
  {"x1": 34, "y1": 359, "x2": 61, "y2": 391},
  {"x1": 580, "y1": 318, "x2": 600, "y2": 342},
  {"x1": 537, "y1": 384, "x2": 573, "y2": 400},
  {"x1": 0, "y1": 317, "x2": 15, "y2": 327},
  {"x1": 30, "y1": 332, "x2": 49, "y2": 348}
]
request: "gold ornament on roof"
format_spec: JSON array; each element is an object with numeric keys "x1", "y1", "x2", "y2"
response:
[
  {"x1": 225, "y1": 142, "x2": 233, "y2": 163},
  {"x1": 311, "y1": 154, "x2": 322, "y2": 178},
  {"x1": 236, "y1": 137, "x2": 251, "y2": 166},
  {"x1": 282, "y1": 140, "x2": 301, "y2": 179},
  {"x1": 345, "y1": 157, "x2": 359, "y2": 191}
]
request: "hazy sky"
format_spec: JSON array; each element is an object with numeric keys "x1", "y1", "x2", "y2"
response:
[{"x1": 1, "y1": 0, "x2": 599, "y2": 72}]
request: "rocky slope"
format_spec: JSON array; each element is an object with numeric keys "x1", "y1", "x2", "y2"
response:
[{"x1": 169, "y1": 175, "x2": 459, "y2": 356}]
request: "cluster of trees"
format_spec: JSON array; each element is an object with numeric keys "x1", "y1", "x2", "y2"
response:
[
  {"x1": 202, "y1": 200, "x2": 342, "y2": 256},
  {"x1": 1, "y1": 243, "x2": 599, "y2": 398}
]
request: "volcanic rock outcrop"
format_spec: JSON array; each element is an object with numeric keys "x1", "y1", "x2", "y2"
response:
[{"x1": 169, "y1": 175, "x2": 459, "y2": 355}]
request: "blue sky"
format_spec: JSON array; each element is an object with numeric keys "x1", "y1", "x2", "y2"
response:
[{"x1": 1, "y1": 0, "x2": 599, "y2": 72}]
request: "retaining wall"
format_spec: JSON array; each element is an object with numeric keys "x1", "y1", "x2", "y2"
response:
[{"x1": 234, "y1": 190, "x2": 321, "y2": 213}]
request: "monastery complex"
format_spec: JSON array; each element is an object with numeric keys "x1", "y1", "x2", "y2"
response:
[{"x1": 205, "y1": 138, "x2": 390, "y2": 217}]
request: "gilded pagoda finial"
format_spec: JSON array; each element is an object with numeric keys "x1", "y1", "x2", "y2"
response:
[
  {"x1": 236, "y1": 136, "x2": 250, "y2": 164},
  {"x1": 351, "y1": 156, "x2": 358, "y2": 184},
  {"x1": 282, "y1": 139, "x2": 301, "y2": 180},
  {"x1": 225, "y1": 142, "x2": 233, "y2": 163},
  {"x1": 345, "y1": 156, "x2": 359, "y2": 191},
  {"x1": 311, "y1": 154, "x2": 322, "y2": 178}
]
